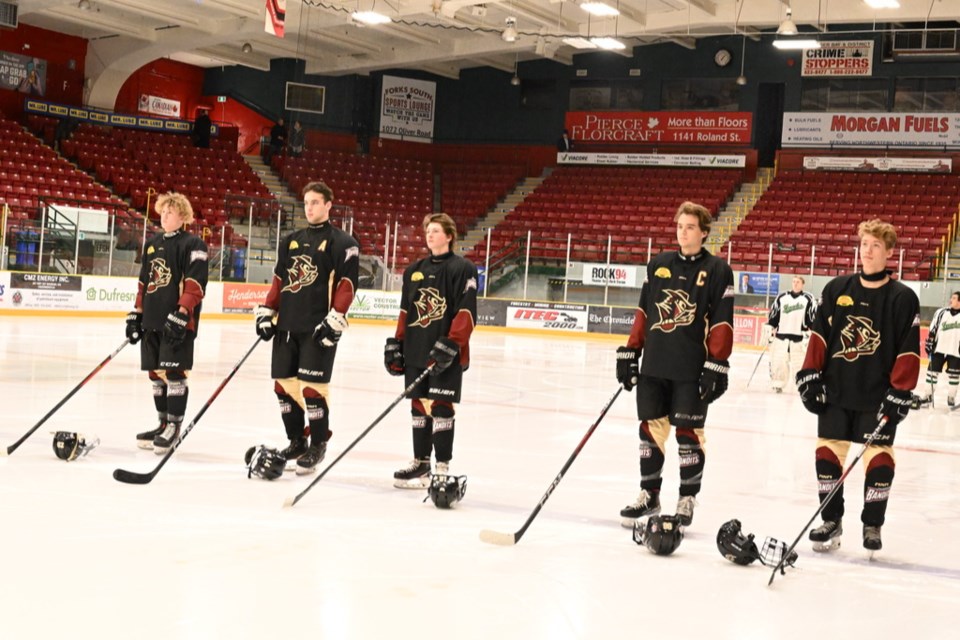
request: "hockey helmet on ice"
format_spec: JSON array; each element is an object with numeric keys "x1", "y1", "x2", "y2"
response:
[
  {"x1": 633, "y1": 514, "x2": 684, "y2": 556},
  {"x1": 245, "y1": 445, "x2": 286, "y2": 480},
  {"x1": 427, "y1": 473, "x2": 467, "y2": 509},
  {"x1": 51, "y1": 431, "x2": 99, "y2": 461},
  {"x1": 716, "y1": 519, "x2": 761, "y2": 565}
]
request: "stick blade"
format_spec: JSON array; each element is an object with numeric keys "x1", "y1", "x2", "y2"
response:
[
  {"x1": 479, "y1": 529, "x2": 517, "y2": 546},
  {"x1": 282, "y1": 496, "x2": 298, "y2": 509},
  {"x1": 113, "y1": 468, "x2": 154, "y2": 485},
  {"x1": 1, "y1": 446, "x2": 9, "y2": 457}
]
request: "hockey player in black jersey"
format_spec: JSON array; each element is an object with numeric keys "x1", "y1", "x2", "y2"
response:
[
  {"x1": 384, "y1": 213, "x2": 478, "y2": 494},
  {"x1": 616, "y1": 201, "x2": 734, "y2": 529},
  {"x1": 766, "y1": 275, "x2": 817, "y2": 393},
  {"x1": 125, "y1": 192, "x2": 208, "y2": 454},
  {"x1": 797, "y1": 219, "x2": 920, "y2": 553},
  {"x1": 254, "y1": 182, "x2": 359, "y2": 475}
]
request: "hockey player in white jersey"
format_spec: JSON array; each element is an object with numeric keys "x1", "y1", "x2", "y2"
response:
[
  {"x1": 915, "y1": 291, "x2": 960, "y2": 408},
  {"x1": 766, "y1": 276, "x2": 816, "y2": 393}
]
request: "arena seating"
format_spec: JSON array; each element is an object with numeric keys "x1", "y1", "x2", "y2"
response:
[
  {"x1": 728, "y1": 169, "x2": 960, "y2": 279},
  {"x1": 467, "y1": 166, "x2": 743, "y2": 265},
  {"x1": 439, "y1": 163, "x2": 525, "y2": 235}
]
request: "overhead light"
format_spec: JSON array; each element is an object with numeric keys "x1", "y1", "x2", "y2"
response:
[
  {"x1": 591, "y1": 37, "x2": 626, "y2": 50},
  {"x1": 502, "y1": 17, "x2": 518, "y2": 43},
  {"x1": 736, "y1": 75, "x2": 747, "y2": 86},
  {"x1": 736, "y1": 37, "x2": 747, "y2": 86},
  {"x1": 510, "y1": 75, "x2": 520, "y2": 86},
  {"x1": 77, "y1": 0, "x2": 91, "y2": 9},
  {"x1": 241, "y1": 42, "x2": 253, "y2": 54},
  {"x1": 580, "y1": 2, "x2": 620, "y2": 17},
  {"x1": 562, "y1": 37, "x2": 598, "y2": 49},
  {"x1": 864, "y1": 0, "x2": 899, "y2": 8},
  {"x1": 352, "y1": 10, "x2": 391, "y2": 25},
  {"x1": 773, "y1": 39, "x2": 821, "y2": 50},
  {"x1": 777, "y1": 8, "x2": 798, "y2": 36}
]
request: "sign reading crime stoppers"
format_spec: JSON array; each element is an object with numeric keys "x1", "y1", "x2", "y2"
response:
[{"x1": 506, "y1": 301, "x2": 588, "y2": 333}]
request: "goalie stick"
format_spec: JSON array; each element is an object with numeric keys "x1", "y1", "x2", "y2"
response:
[
  {"x1": 282, "y1": 364, "x2": 435, "y2": 508},
  {"x1": 3, "y1": 338, "x2": 130, "y2": 456},
  {"x1": 479, "y1": 385, "x2": 623, "y2": 546},
  {"x1": 113, "y1": 337, "x2": 261, "y2": 485},
  {"x1": 768, "y1": 416, "x2": 889, "y2": 586}
]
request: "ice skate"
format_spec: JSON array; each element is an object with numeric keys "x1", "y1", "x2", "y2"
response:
[
  {"x1": 620, "y1": 490, "x2": 661, "y2": 528},
  {"x1": 676, "y1": 495, "x2": 697, "y2": 526},
  {"x1": 863, "y1": 525, "x2": 882, "y2": 556},
  {"x1": 809, "y1": 519, "x2": 842, "y2": 552},
  {"x1": 136, "y1": 423, "x2": 165, "y2": 450},
  {"x1": 279, "y1": 436, "x2": 308, "y2": 469},
  {"x1": 295, "y1": 442, "x2": 327, "y2": 475},
  {"x1": 393, "y1": 458, "x2": 431, "y2": 489},
  {"x1": 152, "y1": 422, "x2": 180, "y2": 455},
  {"x1": 910, "y1": 393, "x2": 933, "y2": 410},
  {"x1": 948, "y1": 395, "x2": 956, "y2": 409}
]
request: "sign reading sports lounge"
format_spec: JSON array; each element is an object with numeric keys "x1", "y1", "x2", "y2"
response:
[{"x1": 565, "y1": 111, "x2": 752, "y2": 145}]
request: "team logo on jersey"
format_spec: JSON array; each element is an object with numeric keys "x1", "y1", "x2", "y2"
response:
[
  {"x1": 836, "y1": 295, "x2": 854, "y2": 307},
  {"x1": 281, "y1": 255, "x2": 318, "y2": 293},
  {"x1": 912, "y1": 313, "x2": 921, "y2": 328},
  {"x1": 833, "y1": 315, "x2": 880, "y2": 362},
  {"x1": 146, "y1": 258, "x2": 172, "y2": 294},
  {"x1": 409, "y1": 287, "x2": 447, "y2": 328},
  {"x1": 289, "y1": 240, "x2": 300, "y2": 250},
  {"x1": 464, "y1": 277, "x2": 477, "y2": 293},
  {"x1": 650, "y1": 289, "x2": 696, "y2": 333},
  {"x1": 654, "y1": 267, "x2": 671, "y2": 279},
  {"x1": 345, "y1": 246, "x2": 359, "y2": 261},
  {"x1": 147, "y1": 246, "x2": 156, "y2": 255},
  {"x1": 319, "y1": 240, "x2": 328, "y2": 252},
  {"x1": 411, "y1": 272, "x2": 425, "y2": 282}
]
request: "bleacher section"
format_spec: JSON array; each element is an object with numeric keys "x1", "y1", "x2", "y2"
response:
[
  {"x1": 469, "y1": 166, "x2": 743, "y2": 264},
  {"x1": 439, "y1": 163, "x2": 525, "y2": 235},
  {"x1": 729, "y1": 169, "x2": 960, "y2": 279}
]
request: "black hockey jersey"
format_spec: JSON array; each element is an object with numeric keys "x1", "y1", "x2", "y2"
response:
[
  {"x1": 136, "y1": 230, "x2": 208, "y2": 332},
  {"x1": 265, "y1": 222, "x2": 360, "y2": 333},
  {"x1": 803, "y1": 274, "x2": 920, "y2": 412},
  {"x1": 627, "y1": 249, "x2": 734, "y2": 382},
  {"x1": 396, "y1": 252, "x2": 478, "y2": 369},
  {"x1": 768, "y1": 290, "x2": 817, "y2": 341}
]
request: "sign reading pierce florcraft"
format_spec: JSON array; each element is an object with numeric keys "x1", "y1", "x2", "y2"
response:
[
  {"x1": 380, "y1": 75, "x2": 436, "y2": 143},
  {"x1": 564, "y1": 111, "x2": 752, "y2": 146}
]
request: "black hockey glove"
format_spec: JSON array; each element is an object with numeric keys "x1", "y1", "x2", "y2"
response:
[
  {"x1": 163, "y1": 309, "x2": 189, "y2": 346},
  {"x1": 254, "y1": 305, "x2": 276, "y2": 342},
  {"x1": 125, "y1": 311, "x2": 143, "y2": 344},
  {"x1": 796, "y1": 368, "x2": 827, "y2": 415},
  {"x1": 699, "y1": 358, "x2": 729, "y2": 404},
  {"x1": 616, "y1": 347, "x2": 640, "y2": 391},
  {"x1": 877, "y1": 387, "x2": 912, "y2": 429},
  {"x1": 384, "y1": 338, "x2": 405, "y2": 376},
  {"x1": 313, "y1": 310, "x2": 348, "y2": 347},
  {"x1": 428, "y1": 337, "x2": 459, "y2": 375},
  {"x1": 925, "y1": 335, "x2": 936, "y2": 356}
]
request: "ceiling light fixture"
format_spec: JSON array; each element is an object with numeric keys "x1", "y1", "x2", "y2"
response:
[
  {"x1": 562, "y1": 37, "x2": 598, "y2": 49},
  {"x1": 864, "y1": 0, "x2": 899, "y2": 8},
  {"x1": 772, "y1": 39, "x2": 821, "y2": 50},
  {"x1": 352, "y1": 10, "x2": 392, "y2": 25},
  {"x1": 580, "y1": 2, "x2": 620, "y2": 17},
  {"x1": 78, "y1": 0, "x2": 91, "y2": 10},
  {"x1": 241, "y1": 42, "x2": 253, "y2": 53},
  {"x1": 777, "y1": 8, "x2": 798, "y2": 36},
  {"x1": 502, "y1": 17, "x2": 518, "y2": 43},
  {"x1": 591, "y1": 37, "x2": 626, "y2": 50},
  {"x1": 736, "y1": 36, "x2": 747, "y2": 86}
]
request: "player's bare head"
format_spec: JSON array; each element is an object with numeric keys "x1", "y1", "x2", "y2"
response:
[
  {"x1": 951, "y1": 292, "x2": 960, "y2": 307},
  {"x1": 674, "y1": 201, "x2": 712, "y2": 237},
  {"x1": 792, "y1": 276, "x2": 804, "y2": 292},
  {"x1": 155, "y1": 192, "x2": 195, "y2": 224},
  {"x1": 303, "y1": 181, "x2": 334, "y2": 204},
  {"x1": 423, "y1": 213, "x2": 457, "y2": 251},
  {"x1": 857, "y1": 219, "x2": 897, "y2": 249}
]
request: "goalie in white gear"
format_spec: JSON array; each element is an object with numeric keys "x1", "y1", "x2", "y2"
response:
[
  {"x1": 916, "y1": 291, "x2": 960, "y2": 408},
  {"x1": 766, "y1": 276, "x2": 816, "y2": 393}
]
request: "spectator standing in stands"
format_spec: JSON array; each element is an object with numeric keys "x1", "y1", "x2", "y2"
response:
[
  {"x1": 192, "y1": 109, "x2": 212, "y2": 148},
  {"x1": 53, "y1": 116, "x2": 77, "y2": 153},
  {"x1": 288, "y1": 121, "x2": 305, "y2": 157},
  {"x1": 557, "y1": 129, "x2": 574, "y2": 151},
  {"x1": 264, "y1": 117, "x2": 287, "y2": 165}
]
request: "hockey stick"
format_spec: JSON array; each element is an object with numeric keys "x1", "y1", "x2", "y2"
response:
[
  {"x1": 3, "y1": 338, "x2": 130, "y2": 457},
  {"x1": 768, "y1": 416, "x2": 889, "y2": 586},
  {"x1": 479, "y1": 385, "x2": 624, "y2": 546},
  {"x1": 113, "y1": 337, "x2": 261, "y2": 485},
  {"x1": 283, "y1": 364, "x2": 436, "y2": 508},
  {"x1": 746, "y1": 343, "x2": 768, "y2": 389}
]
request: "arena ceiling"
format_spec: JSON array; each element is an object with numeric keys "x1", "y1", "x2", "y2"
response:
[{"x1": 13, "y1": 0, "x2": 960, "y2": 81}]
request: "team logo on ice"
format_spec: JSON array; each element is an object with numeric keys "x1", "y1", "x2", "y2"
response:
[
  {"x1": 409, "y1": 287, "x2": 447, "y2": 328},
  {"x1": 146, "y1": 258, "x2": 172, "y2": 294},
  {"x1": 650, "y1": 289, "x2": 696, "y2": 333},
  {"x1": 281, "y1": 255, "x2": 318, "y2": 293},
  {"x1": 833, "y1": 315, "x2": 880, "y2": 362}
]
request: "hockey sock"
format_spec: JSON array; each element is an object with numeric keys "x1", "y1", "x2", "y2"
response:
[
  {"x1": 302, "y1": 388, "x2": 330, "y2": 444},
  {"x1": 639, "y1": 418, "x2": 670, "y2": 493},
  {"x1": 676, "y1": 427, "x2": 706, "y2": 497},
  {"x1": 411, "y1": 399, "x2": 433, "y2": 460},
  {"x1": 431, "y1": 401, "x2": 455, "y2": 463},
  {"x1": 924, "y1": 370, "x2": 938, "y2": 394},
  {"x1": 815, "y1": 439, "x2": 850, "y2": 521},
  {"x1": 150, "y1": 372, "x2": 167, "y2": 419},
  {"x1": 164, "y1": 373, "x2": 188, "y2": 426},
  {"x1": 948, "y1": 372, "x2": 959, "y2": 397},
  {"x1": 274, "y1": 382, "x2": 306, "y2": 440},
  {"x1": 862, "y1": 447, "x2": 895, "y2": 527}
]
